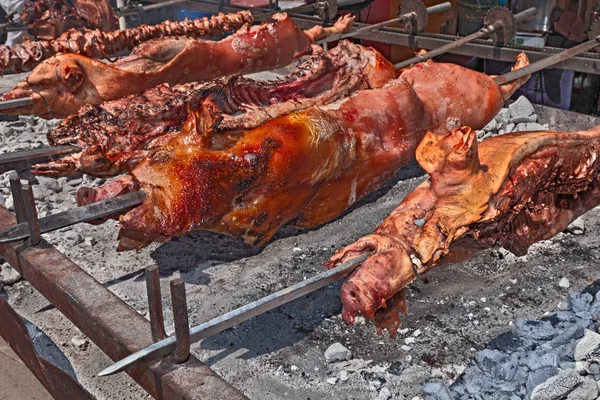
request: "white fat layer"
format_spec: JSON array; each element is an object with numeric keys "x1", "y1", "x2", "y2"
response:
[{"x1": 348, "y1": 174, "x2": 358, "y2": 206}]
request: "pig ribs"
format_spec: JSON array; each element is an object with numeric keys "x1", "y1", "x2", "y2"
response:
[{"x1": 33, "y1": 41, "x2": 396, "y2": 177}]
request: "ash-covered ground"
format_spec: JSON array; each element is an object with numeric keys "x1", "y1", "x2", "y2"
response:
[{"x1": 1, "y1": 70, "x2": 600, "y2": 400}]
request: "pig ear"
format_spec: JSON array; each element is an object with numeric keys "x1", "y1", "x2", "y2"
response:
[
  {"x1": 61, "y1": 63, "x2": 84, "y2": 92},
  {"x1": 455, "y1": 127, "x2": 477, "y2": 154},
  {"x1": 416, "y1": 131, "x2": 445, "y2": 175}
]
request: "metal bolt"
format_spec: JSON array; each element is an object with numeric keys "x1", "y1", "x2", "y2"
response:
[
  {"x1": 170, "y1": 278, "x2": 190, "y2": 363},
  {"x1": 8, "y1": 172, "x2": 26, "y2": 224},
  {"x1": 145, "y1": 265, "x2": 166, "y2": 342},
  {"x1": 21, "y1": 184, "x2": 41, "y2": 246}
]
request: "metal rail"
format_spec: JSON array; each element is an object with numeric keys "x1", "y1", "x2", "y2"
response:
[
  {"x1": 290, "y1": 16, "x2": 600, "y2": 75},
  {"x1": 318, "y1": 1, "x2": 451, "y2": 45},
  {"x1": 0, "y1": 189, "x2": 248, "y2": 399},
  {"x1": 394, "y1": 7, "x2": 537, "y2": 69},
  {"x1": 99, "y1": 253, "x2": 370, "y2": 376},
  {"x1": 494, "y1": 35, "x2": 600, "y2": 85},
  {"x1": 0, "y1": 145, "x2": 79, "y2": 174}
]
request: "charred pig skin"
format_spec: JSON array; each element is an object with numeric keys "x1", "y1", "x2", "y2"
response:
[
  {"x1": 0, "y1": 11, "x2": 254, "y2": 73},
  {"x1": 20, "y1": 0, "x2": 118, "y2": 40}
]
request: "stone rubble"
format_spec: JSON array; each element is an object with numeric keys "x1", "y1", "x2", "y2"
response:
[
  {"x1": 424, "y1": 290, "x2": 600, "y2": 400},
  {"x1": 324, "y1": 342, "x2": 352, "y2": 363},
  {"x1": 0, "y1": 263, "x2": 22, "y2": 284},
  {"x1": 476, "y1": 96, "x2": 549, "y2": 141}
]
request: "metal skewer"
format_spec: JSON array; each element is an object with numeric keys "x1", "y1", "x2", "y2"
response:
[
  {"x1": 114, "y1": 0, "x2": 188, "y2": 18},
  {"x1": 494, "y1": 34, "x2": 600, "y2": 86},
  {"x1": 0, "y1": 190, "x2": 145, "y2": 244},
  {"x1": 318, "y1": 1, "x2": 451, "y2": 45},
  {"x1": 253, "y1": 2, "x2": 327, "y2": 22},
  {"x1": 97, "y1": 253, "x2": 369, "y2": 377},
  {"x1": 394, "y1": 7, "x2": 537, "y2": 70},
  {"x1": 0, "y1": 145, "x2": 80, "y2": 174},
  {"x1": 0, "y1": 97, "x2": 35, "y2": 111}
]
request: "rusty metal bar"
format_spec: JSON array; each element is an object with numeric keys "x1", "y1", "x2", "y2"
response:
[
  {"x1": 170, "y1": 279, "x2": 191, "y2": 364},
  {"x1": 8, "y1": 173, "x2": 25, "y2": 224},
  {"x1": 291, "y1": 16, "x2": 600, "y2": 74},
  {"x1": 494, "y1": 35, "x2": 600, "y2": 86},
  {"x1": 21, "y1": 184, "x2": 41, "y2": 246},
  {"x1": 0, "y1": 296, "x2": 97, "y2": 400},
  {"x1": 145, "y1": 265, "x2": 167, "y2": 342},
  {"x1": 0, "y1": 206, "x2": 249, "y2": 400}
]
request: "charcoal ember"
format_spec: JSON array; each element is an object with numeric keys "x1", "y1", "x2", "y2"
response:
[
  {"x1": 565, "y1": 376, "x2": 599, "y2": 399},
  {"x1": 512, "y1": 319, "x2": 556, "y2": 340},
  {"x1": 423, "y1": 382, "x2": 453, "y2": 400},
  {"x1": 526, "y1": 367, "x2": 559, "y2": 396},
  {"x1": 508, "y1": 95, "x2": 536, "y2": 123},
  {"x1": 462, "y1": 365, "x2": 495, "y2": 394},
  {"x1": 569, "y1": 292, "x2": 593, "y2": 314},
  {"x1": 530, "y1": 369, "x2": 582, "y2": 400},
  {"x1": 564, "y1": 217, "x2": 586, "y2": 235},
  {"x1": 476, "y1": 349, "x2": 519, "y2": 381},
  {"x1": 525, "y1": 350, "x2": 559, "y2": 371},
  {"x1": 551, "y1": 324, "x2": 585, "y2": 348},
  {"x1": 574, "y1": 330, "x2": 600, "y2": 361}
]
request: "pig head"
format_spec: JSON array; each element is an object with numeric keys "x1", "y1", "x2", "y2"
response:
[{"x1": 327, "y1": 125, "x2": 600, "y2": 336}]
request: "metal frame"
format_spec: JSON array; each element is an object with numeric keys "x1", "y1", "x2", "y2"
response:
[
  {"x1": 290, "y1": 16, "x2": 600, "y2": 75},
  {"x1": 152, "y1": 0, "x2": 600, "y2": 74},
  {"x1": 0, "y1": 197, "x2": 249, "y2": 399}
]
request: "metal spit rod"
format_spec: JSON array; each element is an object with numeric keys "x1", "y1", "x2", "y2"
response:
[
  {"x1": 318, "y1": 1, "x2": 452, "y2": 45},
  {"x1": 494, "y1": 34, "x2": 600, "y2": 86},
  {"x1": 0, "y1": 145, "x2": 80, "y2": 175},
  {"x1": 98, "y1": 253, "x2": 369, "y2": 376},
  {"x1": 115, "y1": 0, "x2": 188, "y2": 18},
  {"x1": 0, "y1": 190, "x2": 146, "y2": 244},
  {"x1": 0, "y1": 97, "x2": 34, "y2": 111},
  {"x1": 394, "y1": 7, "x2": 537, "y2": 69}
]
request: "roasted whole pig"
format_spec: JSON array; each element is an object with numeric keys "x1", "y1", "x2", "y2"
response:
[
  {"x1": 0, "y1": 13, "x2": 354, "y2": 118},
  {"x1": 33, "y1": 41, "x2": 396, "y2": 177},
  {"x1": 20, "y1": 0, "x2": 118, "y2": 40},
  {"x1": 0, "y1": 11, "x2": 254, "y2": 73},
  {"x1": 326, "y1": 125, "x2": 600, "y2": 336},
  {"x1": 76, "y1": 53, "x2": 530, "y2": 251}
]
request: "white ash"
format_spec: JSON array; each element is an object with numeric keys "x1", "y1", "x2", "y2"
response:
[{"x1": 324, "y1": 342, "x2": 352, "y2": 362}]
